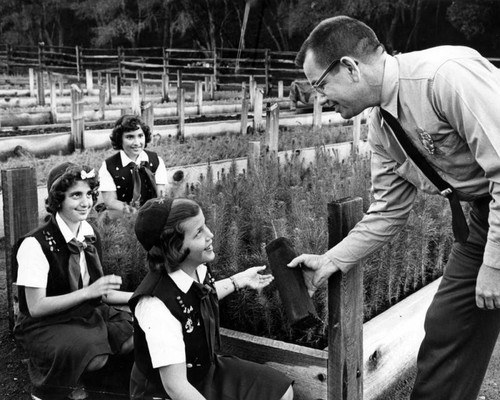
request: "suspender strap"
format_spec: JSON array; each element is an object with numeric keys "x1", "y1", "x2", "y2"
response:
[{"x1": 379, "y1": 108, "x2": 469, "y2": 243}]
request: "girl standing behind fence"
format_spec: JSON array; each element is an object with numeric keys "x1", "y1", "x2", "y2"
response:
[
  {"x1": 98, "y1": 114, "x2": 168, "y2": 218},
  {"x1": 14, "y1": 162, "x2": 134, "y2": 400},
  {"x1": 129, "y1": 197, "x2": 294, "y2": 400}
]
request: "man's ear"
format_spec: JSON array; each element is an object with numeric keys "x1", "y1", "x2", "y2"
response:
[{"x1": 340, "y1": 56, "x2": 360, "y2": 80}]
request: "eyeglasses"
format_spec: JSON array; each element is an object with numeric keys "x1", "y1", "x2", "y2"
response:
[
  {"x1": 311, "y1": 58, "x2": 359, "y2": 95},
  {"x1": 311, "y1": 59, "x2": 341, "y2": 95}
]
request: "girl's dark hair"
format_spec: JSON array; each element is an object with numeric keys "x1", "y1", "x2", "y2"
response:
[
  {"x1": 147, "y1": 198, "x2": 201, "y2": 273},
  {"x1": 46, "y1": 164, "x2": 100, "y2": 214},
  {"x1": 109, "y1": 114, "x2": 152, "y2": 150}
]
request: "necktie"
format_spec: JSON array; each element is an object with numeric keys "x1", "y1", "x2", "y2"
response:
[
  {"x1": 380, "y1": 108, "x2": 469, "y2": 243},
  {"x1": 192, "y1": 281, "x2": 220, "y2": 362},
  {"x1": 67, "y1": 236, "x2": 104, "y2": 291},
  {"x1": 67, "y1": 239, "x2": 85, "y2": 291},
  {"x1": 129, "y1": 162, "x2": 158, "y2": 208}
]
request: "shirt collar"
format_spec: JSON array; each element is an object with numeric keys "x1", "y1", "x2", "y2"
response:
[
  {"x1": 380, "y1": 54, "x2": 400, "y2": 118},
  {"x1": 55, "y1": 213, "x2": 94, "y2": 243},
  {"x1": 169, "y1": 264, "x2": 208, "y2": 294},
  {"x1": 119, "y1": 149, "x2": 149, "y2": 167}
]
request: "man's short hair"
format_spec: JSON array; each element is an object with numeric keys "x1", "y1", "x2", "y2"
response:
[{"x1": 295, "y1": 16, "x2": 383, "y2": 69}]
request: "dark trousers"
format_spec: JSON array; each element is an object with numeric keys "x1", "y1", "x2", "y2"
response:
[{"x1": 411, "y1": 197, "x2": 500, "y2": 400}]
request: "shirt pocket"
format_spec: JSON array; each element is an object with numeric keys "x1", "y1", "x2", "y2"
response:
[{"x1": 421, "y1": 129, "x2": 467, "y2": 157}]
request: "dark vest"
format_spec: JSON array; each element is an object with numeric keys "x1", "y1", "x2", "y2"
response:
[
  {"x1": 105, "y1": 150, "x2": 160, "y2": 205},
  {"x1": 13, "y1": 216, "x2": 104, "y2": 321},
  {"x1": 129, "y1": 268, "x2": 218, "y2": 393}
]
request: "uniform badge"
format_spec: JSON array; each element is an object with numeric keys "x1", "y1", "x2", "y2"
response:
[
  {"x1": 416, "y1": 129, "x2": 435, "y2": 155},
  {"x1": 185, "y1": 317, "x2": 194, "y2": 333}
]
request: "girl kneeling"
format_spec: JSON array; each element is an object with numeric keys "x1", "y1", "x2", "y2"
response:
[{"x1": 130, "y1": 198, "x2": 293, "y2": 400}]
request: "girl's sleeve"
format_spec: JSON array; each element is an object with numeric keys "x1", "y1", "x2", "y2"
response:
[
  {"x1": 154, "y1": 156, "x2": 169, "y2": 185},
  {"x1": 135, "y1": 295, "x2": 185, "y2": 368},
  {"x1": 16, "y1": 237, "x2": 50, "y2": 288},
  {"x1": 98, "y1": 160, "x2": 117, "y2": 192}
]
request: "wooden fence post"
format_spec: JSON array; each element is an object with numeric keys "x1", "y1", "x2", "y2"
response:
[
  {"x1": 49, "y1": 73, "x2": 57, "y2": 123},
  {"x1": 99, "y1": 85, "x2": 106, "y2": 120},
  {"x1": 177, "y1": 69, "x2": 182, "y2": 89},
  {"x1": 247, "y1": 141, "x2": 260, "y2": 173},
  {"x1": 29, "y1": 68, "x2": 36, "y2": 97},
  {"x1": 137, "y1": 70, "x2": 145, "y2": 101},
  {"x1": 196, "y1": 81, "x2": 203, "y2": 114},
  {"x1": 204, "y1": 76, "x2": 209, "y2": 95},
  {"x1": 265, "y1": 102, "x2": 279, "y2": 157},
  {"x1": 117, "y1": 47, "x2": 123, "y2": 95},
  {"x1": 58, "y1": 76, "x2": 64, "y2": 97},
  {"x1": 141, "y1": 101, "x2": 154, "y2": 131},
  {"x1": 70, "y1": 84, "x2": 85, "y2": 151},
  {"x1": 253, "y1": 87, "x2": 264, "y2": 132},
  {"x1": 240, "y1": 82, "x2": 249, "y2": 135},
  {"x1": 86, "y1": 69, "x2": 93, "y2": 91},
  {"x1": 278, "y1": 80, "x2": 284, "y2": 99},
  {"x1": 1, "y1": 167, "x2": 39, "y2": 331},
  {"x1": 38, "y1": 42, "x2": 45, "y2": 71},
  {"x1": 106, "y1": 73, "x2": 112, "y2": 105},
  {"x1": 75, "y1": 45, "x2": 81, "y2": 81},
  {"x1": 264, "y1": 49, "x2": 270, "y2": 96},
  {"x1": 249, "y1": 75, "x2": 255, "y2": 108},
  {"x1": 177, "y1": 87, "x2": 185, "y2": 141},
  {"x1": 162, "y1": 73, "x2": 169, "y2": 103},
  {"x1": 327, "y1": 197, "x2": 364, "y2": 400},
  {"x1": 212, "y1": 49, "x2": 218, "y2": 95},
  {"x1": 36, "y1": 69, "x2": 45, "y2": 106},
  {"x1": 131, "y1": 81, "x2": 141, "y2": 115},
  {"x1": 313, "y1": 95, "x2": 322, "y2": 129}
]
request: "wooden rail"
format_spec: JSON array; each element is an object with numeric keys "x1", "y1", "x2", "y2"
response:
[{"x1": 0, "y1": 44, "x2": 306, "y2": 95}]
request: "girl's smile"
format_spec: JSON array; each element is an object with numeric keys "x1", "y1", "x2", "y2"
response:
[
  {"x1": 59, "y1": 180, "x2": 94, "y2": 231},
  {"x1": 122, "y1": 128, "x2": 146, "y2": 160},
  {"x1": 180, "y1": 210, "x2": 215, "y2": 268}
]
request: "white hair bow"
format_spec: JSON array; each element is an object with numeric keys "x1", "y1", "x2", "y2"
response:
[{"x1": 81, "y1": 169, "x2": 96, "y2": 180}]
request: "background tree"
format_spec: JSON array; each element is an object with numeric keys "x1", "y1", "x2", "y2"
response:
[{"x1": 1, "y1": 0, "x2": 499, "y2": 58}]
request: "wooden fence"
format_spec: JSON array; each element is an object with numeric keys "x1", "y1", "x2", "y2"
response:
[
  {"x1": 1, "y1": 168, "x2": 439, "y2": 399},
  {"x1": 0, "y1": 166, "x2": 361, "y2": 399},
  {"x1": 0, "y1": 44, "x2": 305, "y2": 95}
]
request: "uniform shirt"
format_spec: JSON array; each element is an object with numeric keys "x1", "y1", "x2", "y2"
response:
[
  {"x1": 98, "y1": 149, "x2": 168, "y2": 192},
  {"x1": 135, "y1": 264, "x2": 208, "y2": 369},
  {"x1": 326, "y1": 46, "x2": 500, "y2": 272},
  {"x1": 16, "y1": 213, "x2": 94, "y2": 288}
]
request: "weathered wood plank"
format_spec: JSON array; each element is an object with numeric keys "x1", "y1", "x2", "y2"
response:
[
  {"x1": 220, "y1": 327, "x2": 328, "y2": 400},
  {"x1": 363, "y1": 278, "x2": 440, "y2": 399},
  {"x1": 327, "y1": 198, "x2": 364, "y2": 400}
]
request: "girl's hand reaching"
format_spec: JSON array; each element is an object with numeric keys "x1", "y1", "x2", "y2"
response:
[
  {"x1": 85, "y1": 274, "x2": 122, "y2": 299},
  {"x1": 235, "y1": 266, "x2": 274, "y2": 290}
]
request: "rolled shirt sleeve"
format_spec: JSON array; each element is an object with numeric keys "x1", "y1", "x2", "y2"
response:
[
  {"x1": 155, "y1": 156, "x2": 168, "y2": 186},
  {"x1": 16, "y1": 237, "x2": 50, "y2": 288},
  {"x1": 98, "y1": 160, "x2": 117, "y2": 192},
  {"x1": 135, "y1": 295, "x2": 186, "y2": 368}
]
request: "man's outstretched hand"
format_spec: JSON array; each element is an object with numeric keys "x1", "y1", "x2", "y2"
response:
[{"x1": 287, "y1": 254, "x2": 340, "y2": 296}]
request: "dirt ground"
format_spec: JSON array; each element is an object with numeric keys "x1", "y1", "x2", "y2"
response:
[{"x1": 1, "y1": 241, "x2": 499, "y2": 400}]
